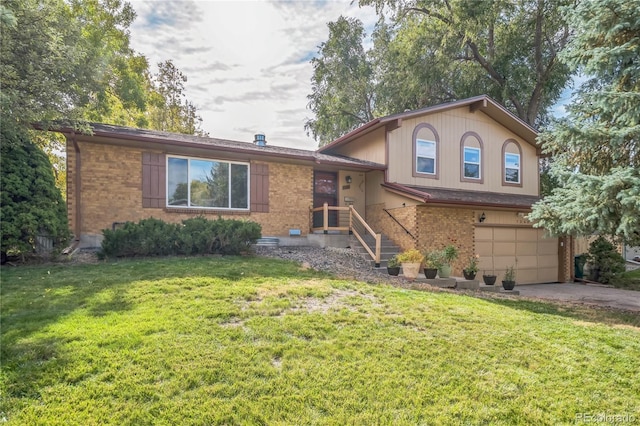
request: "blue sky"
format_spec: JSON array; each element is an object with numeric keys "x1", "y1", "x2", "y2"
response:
[
  {"x1": 129, "y1": 0, "x2": 378, "y2": 150},
  {"x1": 128, "y1": 0, "x2": 575, "y2": 150}
]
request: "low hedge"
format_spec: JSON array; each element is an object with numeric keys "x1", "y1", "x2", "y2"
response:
[{"x1": 100, "y1": 217, "x2": 262, "y2": 258}]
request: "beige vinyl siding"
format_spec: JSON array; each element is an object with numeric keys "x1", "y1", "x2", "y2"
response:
[
  {"x1": 338, "y1": 170, "x2": 366, "y2": 216},
  {"x1": 387, "y1": 108, "x2": 539, "y2": 196},
  {"x1": 329, "y1": 127, "x2": 386, "y2": 164}
]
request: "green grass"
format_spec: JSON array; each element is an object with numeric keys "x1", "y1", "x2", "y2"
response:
[
  {"x1": 2, "y1": 256, "x2": 639, "y2": 425},
  {"x1": 610, "y1": 268, "x2": 640, "y2": 290}
]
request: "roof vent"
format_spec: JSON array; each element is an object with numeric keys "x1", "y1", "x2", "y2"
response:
[{"x1": 254, "y1": 132, "x2": 267, "y2": 147}]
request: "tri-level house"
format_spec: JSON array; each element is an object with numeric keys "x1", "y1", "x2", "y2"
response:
[{"x1": 60, "y1": 95, "x2": 570, "y2": 283}]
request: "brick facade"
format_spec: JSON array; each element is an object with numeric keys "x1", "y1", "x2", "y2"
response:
[
  {"x1": 416, "y1": 206, "x2": 475, "y2": 275},
  {"x1": 365, "y1": 203, "x2": 476, "y2": 273},
  {"x1": 67, "y1": 140, "x2": 314, "y2": 244},
  {"x1": 365, "y1": 203, "x2": 417, "y2": 252}
]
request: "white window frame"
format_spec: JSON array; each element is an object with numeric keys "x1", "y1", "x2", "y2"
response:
[
  {"x1": 463, "y1": 146, "x2": 481, "y2": 179},
  {"x1": 166, "y1": 155, "x2": 250, "y2": 210},
  {"x1": 504, "y1": 152, "x2": 521, "y2": 184},
  {"x1": 416, "y1": 139, "x2": 437, "y2": 175}
]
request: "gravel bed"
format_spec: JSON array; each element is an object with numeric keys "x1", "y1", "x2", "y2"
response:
[{"x1": 254, "y1": 246, "x2": 403, "y2": 285}]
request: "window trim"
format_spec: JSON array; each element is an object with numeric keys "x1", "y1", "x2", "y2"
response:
[
  {"x1": 166, "y1": 154, "x2": 250, "y2": 211},
  {"x1": 460, "y1": 131, "x2": 484, "y2": 183},
  {"x1": 501, "y1": 139, "x2": 523, "y2": 187},
  {"x1": 412, "y1": 123, "x2": 440, "y2": 179}
]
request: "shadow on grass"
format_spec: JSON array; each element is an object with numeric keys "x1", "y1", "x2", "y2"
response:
[
  {"x1": 476, "y1": 294, "x2": 640, "y2": 328},
  {"x1": 1, "y1": 255, "x2": 325, "y2": 408}
]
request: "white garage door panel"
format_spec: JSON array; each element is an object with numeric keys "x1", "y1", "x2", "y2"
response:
[{"x1": 475, "y1": 226, "x2": 559, "y2": 284}]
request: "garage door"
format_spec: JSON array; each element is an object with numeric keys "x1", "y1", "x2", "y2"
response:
[{"x1": 475, "y1": 227, "x2": 558, "y2": 284}]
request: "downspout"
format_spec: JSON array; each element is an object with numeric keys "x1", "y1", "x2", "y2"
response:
[{"x1": 70, "y1": 131, "x2": 82, "y2": 246}]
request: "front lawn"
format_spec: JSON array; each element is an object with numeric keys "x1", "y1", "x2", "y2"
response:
[{"x1": 2, "y1": 256, "x2": 639, "y2": 425}]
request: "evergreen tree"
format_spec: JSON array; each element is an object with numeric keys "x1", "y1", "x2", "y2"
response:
[
  {"x1": 529, "y1": 0, "x2": 640, "y2": 245},
  {"x1": 0, "y1": 129, "x2": 70, "y2": 259}
]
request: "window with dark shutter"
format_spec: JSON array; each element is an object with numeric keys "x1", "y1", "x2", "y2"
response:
[
  {"x1": 142, "y1": 152, "x2": 166, "y2": 208},
  {"x1": 250, "y1": 163, "x2": 269, "y2": 212}
]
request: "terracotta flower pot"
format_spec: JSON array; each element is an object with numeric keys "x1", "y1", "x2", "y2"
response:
[{"x1": 402, "y1": 262, "x2": 421, "y2": 280}]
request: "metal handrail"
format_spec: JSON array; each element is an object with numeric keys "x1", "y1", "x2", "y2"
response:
[
  {"x1": 383, "y1": 208, "x2": 417, "y2": 240},
  {"x1": 310, "y1": 203, "x2": 381, "y2": 266}
]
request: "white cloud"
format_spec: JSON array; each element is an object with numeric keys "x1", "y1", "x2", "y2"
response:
[{"x1": 128, "y1": 0, "x2": 378, "y2": 150}]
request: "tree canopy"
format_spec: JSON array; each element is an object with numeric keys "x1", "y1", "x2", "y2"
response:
[
  {"x1": 307, "y1": 0, "x2": 573, "y2": 144},
  {"x1": 0, "y1": 0, "x2": 206, "y2": 141},
  {"x1": 529, "y1": 0, "x2": 640, "y2": 245}
]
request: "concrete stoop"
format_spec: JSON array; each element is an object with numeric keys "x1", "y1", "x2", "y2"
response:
[{"x1": 400, "y1": 275, "x2": 520, "y2": 295}]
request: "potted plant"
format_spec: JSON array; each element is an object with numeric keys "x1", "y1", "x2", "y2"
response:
[
  {"x1": 438, "y1": 244, "x2": 458, "y2": 278},
  {"x1": 502, "y1": 265, "x2": 516, "y2": 290},
  {"x1": 423, "y1": 250, "x2": 441, "y2": 279},
  {"x1": 387, "y1": 255, "x2": 400, "y2": 276},
  {"x1": 396, "y1": 249, "x2": 424, "y2": 280},
  {"x1": 463, "y1": 254, "x2": 479, "y2": 280},
  {"x1": 482, "y1": 271, "x2": 497, "y2": 285}
]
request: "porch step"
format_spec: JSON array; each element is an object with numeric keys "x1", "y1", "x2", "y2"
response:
[
  {"x1": 350, "y1": 233, "x2": 402, "y2": 268},
  {"x1": 255, "y1": 237, "x2": 279, "y2": 247}
]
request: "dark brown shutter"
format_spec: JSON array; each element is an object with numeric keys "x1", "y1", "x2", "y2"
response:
[
  {"x1": 142, "y1": 153, "x2": 166, "y2": 208},
  {"x1": 250, "y1": 163, "x2": 269, "y2": 212}
]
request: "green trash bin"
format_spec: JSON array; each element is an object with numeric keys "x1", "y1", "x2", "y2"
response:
[{"x1": 574, "y1": 254, "x2": 587, "y2": 279}]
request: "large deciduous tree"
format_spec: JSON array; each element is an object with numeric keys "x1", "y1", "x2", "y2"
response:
[
  {"x1": 147, "y1": 60, "x2": 208, "y2": 137},
  {"x1": 306, "y1": 16, "x2": 376, "y2": 145},
  {"x1": 307, "y1": 0, "x2": 573, "y2": 144},
  {"x1": 0, "y1": 0, "x2": 141, "y2": 139},
  {"x1": 529, "y1": 0, "x2": 640, "y2": 245}
]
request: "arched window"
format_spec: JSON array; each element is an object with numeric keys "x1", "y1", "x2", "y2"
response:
[
  {"x1": 460, "y1": 131, "x2": 484, "y2": 183},
  {"x1": 412, "y1": 123, "x2": 439, "y2": 179},
  {"x1": 502, "y1": 139, "x2": 523, "y2": 187}
]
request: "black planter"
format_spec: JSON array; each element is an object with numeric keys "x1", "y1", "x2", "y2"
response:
[
  {"x1": 424, "y1": 268, "x2": 438, "y2": 279},
  {"x1": 483, "y1": 275, "x2": 497, "y2": 285},
  {"x1": 387, "y1": 267, "x2": 400, "y2": 276},
  {"x1": 463, "y1": 271, "x2": 477, "y2": 280},
  {"x1": 502, "y1": 280, "x2": 516, "y2": 290}
]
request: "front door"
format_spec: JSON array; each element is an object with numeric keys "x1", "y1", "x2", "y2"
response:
[{"x1": 313, "y1": 171, "x2": 338, "y2": 228}]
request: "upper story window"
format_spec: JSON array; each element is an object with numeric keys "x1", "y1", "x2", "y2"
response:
[
  {"x1": 167, "y1": 156, "x2": 249, "y2": 209},
  {"x1": 412, "y1": 123, "x2": 439, "y2": 179},
  {"x1": 416, "y1": 140, "x2": 436, "y2": 174},
  {"x1": 460, "y1": 131, "x2": 484, "y2": 183},
  {"x1": 464, "y1": 147, "x2": 481, "y2": 178},
  {"x1": 502, "y1": 139, "x2": 523, "y2": 187},
  {"x1": 505, "y1": 153, "x2": 520, "y2": 183}
]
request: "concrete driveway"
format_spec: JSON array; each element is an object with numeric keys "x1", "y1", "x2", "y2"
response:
[{"x1": 517, "y1": 283, "x2": 640, "y2": 312}]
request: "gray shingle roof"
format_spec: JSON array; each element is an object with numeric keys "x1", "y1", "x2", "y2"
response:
[
  {"x1": 382, "y1": 182, "x2": 539, "y2": 209},
  {"x1": 85, "y1": 123, "x2": 385, "y2": 170}
]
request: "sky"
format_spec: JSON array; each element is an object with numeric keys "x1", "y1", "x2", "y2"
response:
[{"x1": 128, "y1": 0, "x2": 379, "y2": 150}]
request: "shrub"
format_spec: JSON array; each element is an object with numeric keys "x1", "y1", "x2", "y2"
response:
[
  {"x1": 587, "y1": 236, "x2": 625, "y2": 284},
  {"x1": 0, "y1": 129, "x2": 70, "y2": 260},
  {"x1": 100, "y1": 217, "x2": 261, "y2": 258},
  {"x1": 396, "y1": 249, "x2": 424, "y2": 264}
]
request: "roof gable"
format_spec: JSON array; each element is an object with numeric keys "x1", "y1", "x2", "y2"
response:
[{"x1": 318, "y1": 95, "x2": 538, "y2": 153}]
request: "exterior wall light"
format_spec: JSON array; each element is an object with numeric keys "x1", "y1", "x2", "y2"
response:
[{"x1": 345, "y1": 175, "x2": 352, "y2": 184}]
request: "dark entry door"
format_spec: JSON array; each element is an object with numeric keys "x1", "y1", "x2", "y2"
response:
[{"x1": 313, "y1": 171, "x2": 338, "y2": 228}]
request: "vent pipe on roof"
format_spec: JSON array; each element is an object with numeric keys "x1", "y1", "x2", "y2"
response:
[{"x1": 254, "y1": 132, "x2": 267, "y2": 147}]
